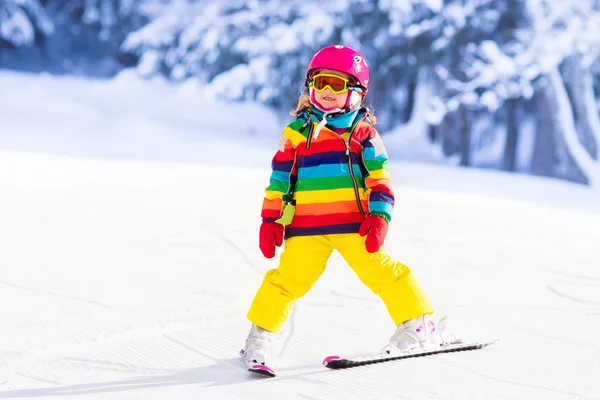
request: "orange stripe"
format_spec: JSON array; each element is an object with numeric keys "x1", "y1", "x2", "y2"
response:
[
  {"x1": 262, "y1": 198, "x2": 282, "y2": 211},
  {"x1": 365, "y1": 178, "x2": 392, "y2": 193},
  {"x1": 295, "y1": 200, "x2": 367, "y2": 216},
  {"x1": 365, "y1": 177, "x2": 390, "y2": 186}
]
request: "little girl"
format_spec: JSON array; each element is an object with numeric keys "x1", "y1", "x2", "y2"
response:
[{"x1": 243, "y1": 45, "x2": 439, "y2": 367}]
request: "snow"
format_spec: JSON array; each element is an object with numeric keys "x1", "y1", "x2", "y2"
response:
[
  {"x1": 0, "y1": 7, "x2": 35, "y2": 47},
  {"x1": 479, "y1": 41, "x2": 517, "y2": 77},
  {"x1": 0, "y1": 0, "x2": 54, "y2": 47},
  {"x1": 423, "y1": 0, "x2": 443, "y2": 13},
  {"x1": 1, "y1": 71, "x2": 599, "y2": 399},
  {"x1": 209, "y1": 65, "x2": 254, "y2": 101},
  {"x1": 0, "y1": 70, "x2": 281, "y2": 164},
  {"x1": 120, "y1": 3, "x2": 188, "y2": 54},
  {"x1": 547, "y1": 68, "x2": 599, "y2": 186},
  {"x1": 480, "y1": 90, "x2": 501, "y2": 111},
  {"x1": 582, "y1": 65, "x2": 600, "y2": 159}
]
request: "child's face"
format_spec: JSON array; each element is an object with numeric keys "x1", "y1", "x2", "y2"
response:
[{"x1": 312, "y1": 69, "x2": 350, "y2": 110}]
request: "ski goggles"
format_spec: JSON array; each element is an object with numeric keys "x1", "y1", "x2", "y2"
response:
[{"x1": 310, "y1": 73, "x2": 353, "y2": 94}]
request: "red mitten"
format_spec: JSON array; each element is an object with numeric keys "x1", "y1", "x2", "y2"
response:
[
  {"x1": 259, "y1": 221, "x2": 284, "y2": 258},
  {"x1": 358, "y1": 215, "x2": 388, "y2": 253}
]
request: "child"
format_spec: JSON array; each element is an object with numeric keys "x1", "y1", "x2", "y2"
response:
[{"x1": 242, "y1": 45, "x2": 440, "y2": 367}]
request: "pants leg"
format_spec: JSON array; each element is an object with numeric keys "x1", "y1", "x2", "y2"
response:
[
  {"x1": 332, "y1": 233, "x2": 434, "y2": 326},
  {"x1": 247, "y1": 235, "x2": 333, "y2": 333}
]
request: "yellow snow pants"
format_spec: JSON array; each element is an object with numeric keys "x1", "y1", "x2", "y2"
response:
[{"x1": 247, "y1": 233, "x2": 433, "y2": 333}]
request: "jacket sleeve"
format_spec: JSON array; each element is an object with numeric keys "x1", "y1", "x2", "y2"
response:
[
  {"x1": 361, "y1": 126, "x2": 395, "y2": 223},
  {"x1": 261, "y1": 131, "x2": 297, "y2": 222}
]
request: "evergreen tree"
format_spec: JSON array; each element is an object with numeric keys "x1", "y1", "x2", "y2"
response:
[{"x1": 0, "y1": 0, "x2": 53, "y2": 48}]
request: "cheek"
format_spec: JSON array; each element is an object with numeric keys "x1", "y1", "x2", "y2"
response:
[{"x1": 336, "y1": 92, "x2": 349, "y2": 106}]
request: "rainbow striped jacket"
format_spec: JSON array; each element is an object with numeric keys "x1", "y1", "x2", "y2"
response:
[{"x1": 261, "y1": 108, "x2": 395, "y2": 238}]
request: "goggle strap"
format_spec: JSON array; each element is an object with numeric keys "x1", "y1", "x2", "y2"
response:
[{"x1": 346, "y1": 84, "x2": 364, "y2": 93}]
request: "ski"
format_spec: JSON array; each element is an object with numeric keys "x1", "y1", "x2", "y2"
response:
[
  {"x1": 247, "y1": 363, "x2": 276, "y2": 377},
  {"x1": 322, "y1": 339, "x2": 498, "y2": 370},
  {"x1": 239, "y1": 349, "x2": 276, "y2": 378}
]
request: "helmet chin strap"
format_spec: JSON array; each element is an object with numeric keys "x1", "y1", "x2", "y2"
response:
[{"x1": 346, "y1": 90, "x2": 364, "y2": 110}]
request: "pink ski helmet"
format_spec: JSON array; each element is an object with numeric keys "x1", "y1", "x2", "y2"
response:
[{"x1": 306, "y1": 45, "x2": 370, "y2": 91}]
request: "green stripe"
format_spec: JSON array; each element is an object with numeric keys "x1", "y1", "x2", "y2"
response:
[
  {"x1": 295, "y1": 176, "x2": 365, "y2": 191},
  {"x1": 266, "y1": 180, "x2": 289, "y2": 193},
  {"x1": 289, "y1": 119, "x2": 310, "y2": 137},
  {"x1": 364, "y1": 159, "x2": 388, "y2": 171}
]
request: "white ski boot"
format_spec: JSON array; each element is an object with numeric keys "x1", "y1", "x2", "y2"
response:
[
  {"x1": 241, "y1": 324, "x2": 278, "y2": 367},
  {"x1": 380, "y1": 314, "x2": 444, "y2": 355}
]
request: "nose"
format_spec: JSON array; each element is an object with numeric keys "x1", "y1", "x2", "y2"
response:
[{"x1": 322, "y1": 87, "x2": 335, "y2": 96}]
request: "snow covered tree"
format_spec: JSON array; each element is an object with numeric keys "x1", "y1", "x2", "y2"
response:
[
  {"x1": 412, "y1": 0, "x2": 531, "y2": 167},
  {"x1": 340, "y1": 0, "x2": 441, "y2": 131},
  {"x1": 28, "y1": 0, "x2": 155, "y2": 75},
  {"x1": 115, "y1": 0, "x2": 600, "y2": 186},
  {"x1": 526, "y1": 0, "x2": 600, "y2": 185},
  {"x1": 120, "y1": 0, "x2": 347, "y2": 109},
  {"x1": 48, "y1": 0, "x2": 150, "y2": 39},
  {"x1": 0, "y1": 0, "x2": 53, "y2": 48},
  {"x1": 415, "y1": 0, "x2": 600, "y2": 186}
]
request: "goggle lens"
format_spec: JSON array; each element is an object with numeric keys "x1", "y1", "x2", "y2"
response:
[{"x1": 311, "y1": 74, "x2": 349, "y2": 94}]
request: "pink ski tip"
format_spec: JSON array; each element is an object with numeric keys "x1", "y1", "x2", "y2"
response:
[
  {"x1": 250, "y1": 364, "x2": 275, "y2": 374},
  {"x1": 323, "y1": 355, "x2": 341, "y2": 365}
]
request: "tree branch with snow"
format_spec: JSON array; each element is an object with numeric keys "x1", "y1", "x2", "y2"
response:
[{"x1": 0, "y1": 0, "x2": 53, "y2": 47}]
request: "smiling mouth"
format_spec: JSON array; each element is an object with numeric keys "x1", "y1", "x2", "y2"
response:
[{"x1": 323, "y1": 96, "x2": 335, "y2": 101}]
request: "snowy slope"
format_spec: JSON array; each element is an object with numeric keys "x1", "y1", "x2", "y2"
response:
[{"x1": 1, "y1": 71, "x2": 599, "y2": 400}]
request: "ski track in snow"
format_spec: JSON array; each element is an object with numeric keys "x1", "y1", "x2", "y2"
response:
[
  {"x1": 546, "y1": 281, "x2": 600, "y2": 306},
  {"x1": 213, "y1": 231, "x2": 264, "y2": 276},
  {"x1": 0, "y1": 279, "x2": 115, "y2": 310}
]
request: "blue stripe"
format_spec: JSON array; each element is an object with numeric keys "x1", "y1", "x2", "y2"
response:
[
  {"x1": 299, "y1": 164, "x2": 363, "y2": 179},
  {"x1": 300, "y1": 151, "x2": 345, "y2": 167},
  {"x1": 362, "y1": 147, "x2": 387, "y2": 162},
  {"x1": 370, "y1": 201, "x2": 393, "y2": 216},
  {"x1": 301, "y1": 152, "x2": 362, "y2": 168},
  {"x1": 370, "y1": 191, "x2": 394, "y2": 205},
  {"x1": 270, "y1": 170, "x2": 290, "y2": 183},
  {"x1": 272, "y1": 160, "x2": 294, "y2": 172},
  {"x1": 286, "y1": 223, "x2": 362, "y2": 238}
]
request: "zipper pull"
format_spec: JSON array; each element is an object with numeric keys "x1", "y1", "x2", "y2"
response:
[
  {"x1": 314, "y1": 118, "x2": 327, "y2": 140},
  {"x1": 314, "y1": 109, "x2": 342, "y2": 140},
  {"x1": 345, "y1": 141, "x2": 350, "y2": 155}
]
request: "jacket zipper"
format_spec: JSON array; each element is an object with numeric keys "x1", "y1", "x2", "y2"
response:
[
  {"x1": 305, "y1": 114, "x2": 367, "y2": 217},
  {"x1": 345, "y1": 139, "x2": 366, "y2": 217},
  {"x1": 285, "y1": 114, "x2": 312, "y2": 204},
  {"x1": 281, "y1": 151, "x2": 297, "y2": 209},
  {"x1": 305, "y1": 121, "x2": 314, "y2": 150},
  {"x1": 343, "y1": 115, "x2": 367, "y2": 217}
]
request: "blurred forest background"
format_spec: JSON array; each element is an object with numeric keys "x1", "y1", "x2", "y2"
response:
[{"x1": 2, "y1": 0, "x2": 600, "y2": 187}]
